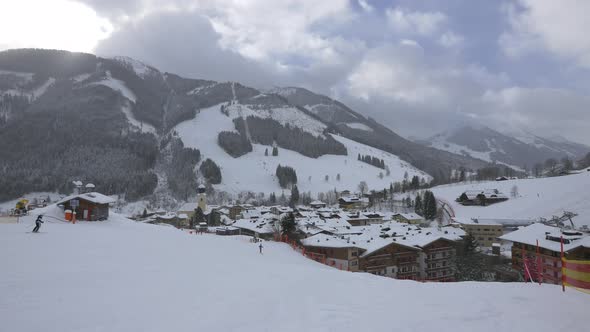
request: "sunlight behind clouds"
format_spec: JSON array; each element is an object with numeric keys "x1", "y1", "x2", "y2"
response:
[{"x1": 0, "y1": 0, "x2": 113, "y2": 52}]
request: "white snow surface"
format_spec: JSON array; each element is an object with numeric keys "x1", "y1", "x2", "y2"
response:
[
  {"x1": 112, "y1": 56, "x2": 156, "y2": 78},
  {"x1": 121, "y1": 101, "x2": 156, "y2": 134},
  {"x1": 429, "y1": 134, "x2": 524, "y2": 171},
  {"x1": 1, "y1": 76, "x2": 55, "y2": 100},
  {"x1": 89, "y1": 71, "x2": 137, "y2": 103},
  {"x1": 225, "y1": 103, "x2": 326, "y2": 137},
  {"x1": 0, "y1": 69, "x2": 34, "y2": 81},
  {"x1": 431, "y1": 171, "x2": 590, "y2": 227},
  {"x1": 175, "y1": 105, "x2": 429, "y2": 195},
  {"x1": 1, "y1": 211, "x2": 589, "y2": 332},
  {"x1": 344, "y1": 122, "x2": 373, "y2": 132}
]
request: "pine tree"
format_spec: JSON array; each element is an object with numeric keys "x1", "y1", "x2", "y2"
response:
[
  {"x1": 193, "y1": 207, "x2": 206, "y2": 226},
  {"x1": 272, "y1": 146, "x2": 278, "y2": 156},
  {"x1": 269, "y1": 192, "x2": 276, "y2": 204},
  {"x1": 290, "y1": 185, "x2": 300, "y2": 207},
  {"x1": 422, "y1": 190, "x2": 437, "y2": 220},
  {"x1": 281, "y1": 212, "x2": 297, "y2": 237},
  {"x1": 414, "y1": 194, "x2": 423, "y2": 216},
  {"x1": 141, "y1": 208, "x2": 148, "y2": 218},
  {"x1": 336, "y1": 173, "x2": 341, "y2": 181},
  {"x1": 265, "y1": 148, "x2": 268, "y2": 156}
]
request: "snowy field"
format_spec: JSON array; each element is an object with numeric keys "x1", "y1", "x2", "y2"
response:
[
  {"x1": 1, "y1": 210, "x2": 589, "y2": 332},
  {"x1": 431, "y1": 171, "x2": 590, "y2": 226},
  {"x1": 176, "y1": 104, "x2": 429, "y2": 195}
]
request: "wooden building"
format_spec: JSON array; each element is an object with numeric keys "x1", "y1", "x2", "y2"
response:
[
  {"x1": 500, "y1": 223, "x2": 590, "y2": 285},
  {"x1": 301, "y1": 235, "x2": 363, "y2": 272},
  {"x1": 358, "y1": 241, "x2": 420, "y2": 280},
  {"x1": 393, "y1": 213, "x2": 424, "y2": 225},
  {"x1": 419, "y1": 238, "x2": 457, "y2": 282},
  {"x1": 451, "y1": 217, "x2": 504, "y2": 247},
  {"x1": 57, "y1": 192, "x2": 115, "y2": 221}
]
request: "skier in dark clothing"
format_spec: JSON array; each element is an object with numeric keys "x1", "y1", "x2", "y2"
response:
[
  {"x1": 259, "y1": 242, "x2": 263, "y2": 254},
  {"x1": 32, "y1": 215, "x2": 44, "y2": 233}
]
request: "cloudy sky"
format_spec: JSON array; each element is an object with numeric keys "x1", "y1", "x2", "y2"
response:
[{"x1": 1, "y1": 0, "x2": 590, "y2": 144}]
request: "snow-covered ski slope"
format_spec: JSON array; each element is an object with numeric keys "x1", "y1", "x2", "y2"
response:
[
  {"x1": 175, "y1": 104, "x2": 430, "y2": 195},
  {"x1": 1, "y1": 211, "x2": 588, "y2": 332},
  {"x1": 431, "y1": 171, "x2": 590, "y2": 226}
]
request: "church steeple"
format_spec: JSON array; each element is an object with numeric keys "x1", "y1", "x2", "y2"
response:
[{"x1": 197, "y1": 184, "x2": 207, "y2": 211}]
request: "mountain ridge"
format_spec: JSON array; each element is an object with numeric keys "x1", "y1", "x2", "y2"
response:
[{"x1": 0, "y1": 48, "x2": 487, "y2": 202}]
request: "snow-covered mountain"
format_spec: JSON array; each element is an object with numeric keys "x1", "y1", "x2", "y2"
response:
[
  {"x1": 0, "y1": 49, "x2": 486, "y2": 202},
  {"x1": 425, "y1": 125, "x2": 589, "y2": 170}
]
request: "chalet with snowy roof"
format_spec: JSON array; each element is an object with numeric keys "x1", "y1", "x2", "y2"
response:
[
  {"x1": 451, "y1": 217, "x2": 504, "y2": 247},
  {"x1": 178, "y1": 202, "x2": 197, "y2": 218},
  {"x1": 302, "y1": 222, "x2": 465, "y2": 281},
  {"x1": 301, "y1": 234, "x2": 364, "y2": 272},
  {"x1": 270, "y1": 206, "x2": 293, "y2": 215},
  {"x1": 309, "y1": 200, "x2": 327, "y2": 209},
  {"x1": 338, "y1": 195, "x2": 368, "y2": 210},
  {"x1": 345, "y1": 211, "x2": 384, "y2": 226},
  {"x1": 392, "y1": 213, "x2": 424, "y2": 225},
  {"x1": 296, "y1": 217, "x2": 354, "y2": 237},
  {"x1": 232, "y1": 215, "x2": 277, "y2": 239},
  {"x1": 57, "y1": 192, "x2": 115, "y2": 221},
  {"x1": 155, "y1": 213, "x2": 187, "y2": 228},
  {"x1": 456, "y1": 189, "x2": 508, "y2": 206},
  {"x1": 339, "y1": 190, "x2": 351, "y2": 197},
  {"x1": 215, "y1": 226, "x2": 240, "y2": 236},
  {"x1": 499, "y1": 223, "x2": 590, "y2": 285}
]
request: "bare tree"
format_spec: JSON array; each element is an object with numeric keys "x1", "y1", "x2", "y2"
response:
[{"x1": 358, "y1": 181, "x2": 368, "y2": 195}]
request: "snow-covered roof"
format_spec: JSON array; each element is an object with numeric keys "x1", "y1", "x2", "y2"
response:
[
  {"x1": 296, "y1": 217, "x2": 353, "y2": 236},
  {"x1": 301, "y1": 233, "x2": 362, "y2": 249},
  {"x1": 157, "y1": 214, "x2": 177, "y2": 220},
  {"x1": 452, "y1": 217, "x2": 501, "y2": 226},
  {"x1": 302, "y1": 221, "x2": 465, "y2": 257},
  {"x1": 499, "y1": 223, "x2": 590, "y2": 252},
  {"x1": 178, "y1": 202, "x2": 196, "y2": 212},
  {"x1": 394, "y1": 213, "x2": 423, "y2": 220},
  {"x1": 339, "y1": 196, "x2": 361, "y2": 203},
  {"x1": 233, "y1": 216, "x2": 276, "y2": 234},
  {"x1": 56, "y1": 192, "x2": 116, "y2": 205},
  {"x1": 463, "y1": 189, "x2": 508, "y2": 200},
  {"x1": 309, "y1": 200, "x2": 326, "y2": 206}
]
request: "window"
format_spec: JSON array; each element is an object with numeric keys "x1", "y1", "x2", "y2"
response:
[
  {"x1": 350, "y1": 261, "x2": 357, "y2": 266},
  {"x1": 351, "y1": 251, "x2": 358, "y2": 257}
]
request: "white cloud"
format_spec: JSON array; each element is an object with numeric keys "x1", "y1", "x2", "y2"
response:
[
  {"x1": 500, "y1": 0, "x2": 590, "y2": 68},
  {"x1": 385, "y1": 7, "x2": 447, "y2": 36},
  {"x1": 357, "y1": 0, "x2": 373, "y2": 13},
  {"x1": 0, "y1": 0, "x2": 113, "y2": 52},
  {"x1": 346, "y1": 43, "x2": 447, "y2": 104},
  {"x1": 206, "y1": 0, "x2": 353, "y2": 63},
  {"x1": 479, "y1": 86, "x2": 590, "y2": 143},
  {"x1": 438, "y1": 31, "x2": 464, "y2": 48}
]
